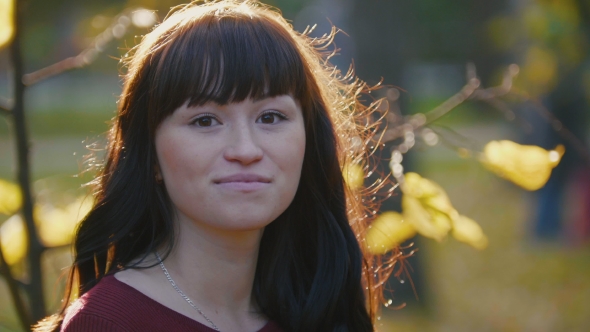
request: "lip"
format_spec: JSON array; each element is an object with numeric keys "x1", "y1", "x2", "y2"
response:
[
  {"x1": 213, "y1": 173, "x2": 272, "y2": 192},
  {"x1": 214, "y1": 173, "x2": 272, "y2": 184}
]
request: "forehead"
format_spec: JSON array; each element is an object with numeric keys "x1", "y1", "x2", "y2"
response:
[{"x1": 147, "y1": 11, "x2": 309, "y2": 121}]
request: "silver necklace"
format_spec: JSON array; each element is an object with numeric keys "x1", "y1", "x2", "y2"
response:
[{"x1": 155, "y1": 252, "x2": 221, "y2": 331}]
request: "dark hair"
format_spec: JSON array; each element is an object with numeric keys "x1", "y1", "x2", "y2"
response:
[{"x1": 37, "y1": 1, "x2": 390, "y2": 331}]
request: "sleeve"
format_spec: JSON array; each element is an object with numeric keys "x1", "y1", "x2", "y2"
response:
[{"x1": 61, "y1": 313, "x2": 129, "y2": 332}]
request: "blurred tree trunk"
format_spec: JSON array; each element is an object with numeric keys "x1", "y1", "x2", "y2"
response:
[
  {"x1": 1, "y1": 3, "x2": 158, "y2": 329},
  {"x1": 3, "y1": 0, "x2": 47, "y2": 328}
]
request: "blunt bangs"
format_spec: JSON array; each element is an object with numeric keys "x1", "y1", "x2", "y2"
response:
[{"x1": 148, "y1": 10, "x2": 309, "y2": 119}]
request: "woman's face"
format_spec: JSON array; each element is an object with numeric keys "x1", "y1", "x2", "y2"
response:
[{"x1": 155, "y1": 95, "x2": 306, "y2": 232}]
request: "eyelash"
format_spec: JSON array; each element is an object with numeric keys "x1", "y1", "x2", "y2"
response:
[
  {"x1": 189, "y1": 110, "x2": 289, "y2": 127},
  {"x1": 258, "y1": 110, "x2": 288, "y2": 123},
  {"x1": 190, "y1": 113, "x2": 219, "y2": 127}
]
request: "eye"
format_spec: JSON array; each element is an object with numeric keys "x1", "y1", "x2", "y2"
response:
[
  {"x1": 191, "y1": 114, "x2": 220, "y2": 127},
  {"x1": 257, "y1": 111, "x2": 287, "y2": 124}
]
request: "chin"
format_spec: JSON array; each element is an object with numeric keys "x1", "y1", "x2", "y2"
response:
[
  {"x1": 202, "y1": 210, "x2": 279, "y2": 232},
  {"x1": 226, "y1": 216, "x2": 277, "y2": 231}
]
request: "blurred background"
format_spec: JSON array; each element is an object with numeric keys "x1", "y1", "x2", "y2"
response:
[{"x1": 1, "y1": 0, "x2": 589, "y2": 331}]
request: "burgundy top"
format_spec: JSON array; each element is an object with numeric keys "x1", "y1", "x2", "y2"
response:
[{"x1": 62, "y1": 275, "x2": 283, "y2": 332}]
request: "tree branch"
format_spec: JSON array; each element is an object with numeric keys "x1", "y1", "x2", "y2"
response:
[
  {"x1": 374, "y1": 61, "x2": 590, "y2": 168},
  {"x1": 23, "y1": 55, "x2": 91, "y2": 86},
  {"x1": 23, "y1": 8, "x2": 156, "y2": 86},
  {"x1": 424, "y1": 77, "x2": 480, "y2": 125},
  {"x1": 22, "y1": 24, "x2": 116, "y2": 85},
  {"x1": 0, "y1": 240, "x2": 32, "y2": 331}
]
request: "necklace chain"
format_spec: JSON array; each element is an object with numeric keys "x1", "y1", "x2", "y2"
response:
[{"x1": 155, "y1": 253, "x2": 221, "y2": 331}]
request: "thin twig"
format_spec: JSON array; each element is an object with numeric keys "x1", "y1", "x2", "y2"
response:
[
  {"x1": 23, "y1": 55, "x2": 94, "y2": 86},
  {"x1": 374, "y1": 63, "x2": 590, "y2": 166},
  {"x1": 429, "y1": 124, "x2": 481, "y2": 152},
  {"x1": 22, "y1": 8, "x2": 149, "y2": 86},
  {"x1": 469, "y1": 64, "x2": 519, "y2": 100},
  {"x1": 376, "y1": 67, "x2": 482, "y2": 144},
  {"x1": 481, "y1": 97, "x2": 533, "y2": 134},
  {"x1": 22, "y1": 24, "x2": 115, "y2": 86},
  {"x1": 424, "y1": 77, "x2": 480, "y2": 125}
]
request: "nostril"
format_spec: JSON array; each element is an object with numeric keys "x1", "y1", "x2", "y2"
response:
[{"x1": 223, "y1": 145, "x2": 264, "y2": 164}]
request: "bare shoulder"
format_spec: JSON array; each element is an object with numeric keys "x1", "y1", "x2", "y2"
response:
[{"x1": 114, "y1": 267, "x2": 153, "y2": 290}]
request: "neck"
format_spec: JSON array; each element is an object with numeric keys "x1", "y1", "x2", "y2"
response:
[{"x1": 161, "y1": 214, "x2": 264, "y2": 314}]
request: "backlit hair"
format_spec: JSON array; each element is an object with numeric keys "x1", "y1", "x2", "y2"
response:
[{"x1": 36, "y1": 1, "x2": 394, "y2": 331}]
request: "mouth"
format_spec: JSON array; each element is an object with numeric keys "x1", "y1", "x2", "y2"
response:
[{"x1": 213, "y1": 174, "x2": 272, "y2": 191}]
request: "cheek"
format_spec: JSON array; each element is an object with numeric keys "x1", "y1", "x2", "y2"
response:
[
  {"x1": 156, "y1": 135, "x2": 204, "y2": 188},
  {"x1": 156, "y1": 141, "x2": 209, "y2": 216},
  {"x1": 280, "y1": 126, "x2": 306, "y2": 184},
  {"x1": 157, "y1": 139, "x2": 184, "y2": 176}
]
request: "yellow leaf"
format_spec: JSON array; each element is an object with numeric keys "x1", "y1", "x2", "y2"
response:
[
  {"x1": 402, "y1": 195, "x2": 451, "y2": 242},
  {"x1": 365, "y1": 211, "x2": 416, "y2": 255},
  {"x1": 343, "y1": 163, "x2": 364, "y2": 190},
  {"x1": 451, "y1": 215, "x2": 488, "y2": 250},
  {"x1": 400, "y1": 172, "x2": 454, "y2": 241},
  {"x1": 36, "y1": 197, "x2": 92, "y2": 247},
  {"x1": 0, "y1": 179, "x2": 21, "y2": 215},
  {"x1": 402, "y1": 172, "x2": 454, "y2": 214},
  {"x1": 482, "y1": 140, "x2": 564, "y2": 191},
  {"x1": 400, "y1": 172, "x2": 489, "y2": 248},
  {"x1": 0, "y1": 214, "x2": 28, "y2": 265},
  {"x1": 0, "y1": 0, "x2": 14, "y2": 49}
]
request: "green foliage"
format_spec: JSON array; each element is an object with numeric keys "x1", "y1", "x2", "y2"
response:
[{"x1": 0, "y1": 110, "x2": 113, "y2": 138}]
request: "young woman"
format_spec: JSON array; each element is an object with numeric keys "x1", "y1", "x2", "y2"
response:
[{"x1": 36, "y1": 1, "x2": 391, "y2": 331}]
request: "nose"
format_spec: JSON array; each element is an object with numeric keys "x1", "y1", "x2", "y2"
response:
[{"x1": 223, "y1": 124, "x2": 264, "y2": 165}]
